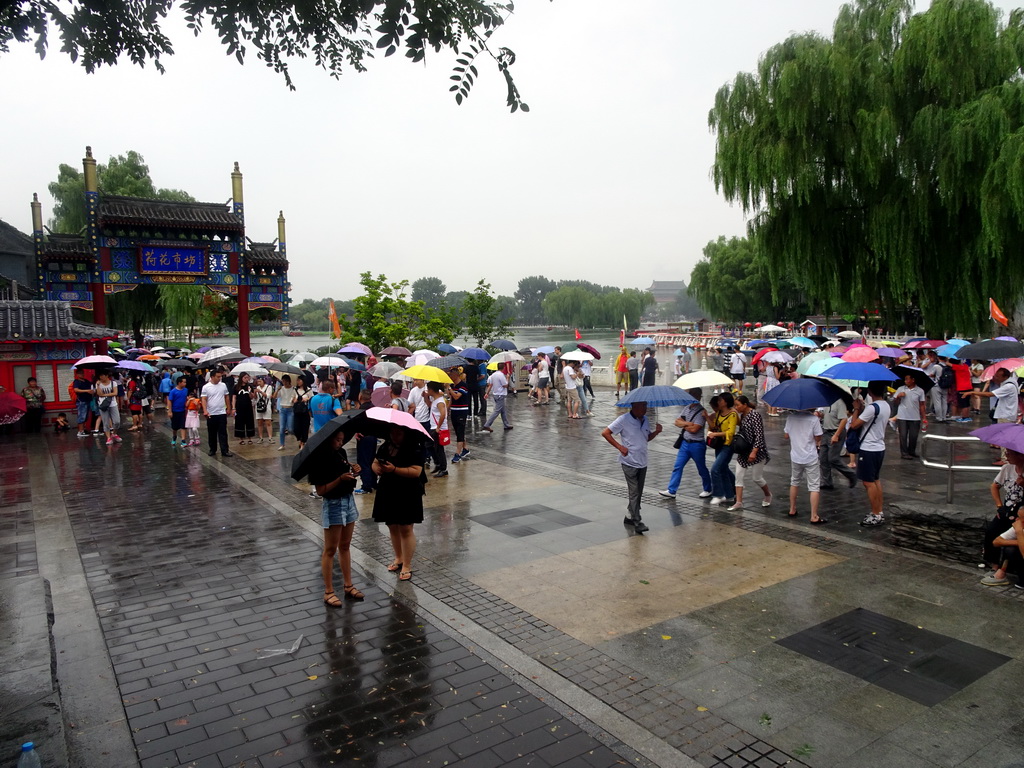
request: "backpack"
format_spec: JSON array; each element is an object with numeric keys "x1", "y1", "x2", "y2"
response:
[
  {"x1": 845, "y1": 403, "x2": 879, "y2": 452},
  {"x1": 255, "y1": 388, "x2": 269, "y2": 413},
  {"x1": 938, "y1": 364, "x2": 955, "y2": 390},
  {"x1": 293, "y1": 391, "x2": 309, "y2": 416}
]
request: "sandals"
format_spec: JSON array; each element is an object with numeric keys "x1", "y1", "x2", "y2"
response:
[
  {"x1": 387, "y1": 561, "x2": 403, "y2": 573},
  {"x1": 323, "y1": 591, "x2": 343, "y2": 608},
  {"x1": 343, "y1": 584, "x2": 365, "y2": 601},
  {"x1": 398, "y1": 571, "x2": 413, "y2": 582},
  {"x1": 248, "y1": 439, "x2": 254, "y2": 445}
]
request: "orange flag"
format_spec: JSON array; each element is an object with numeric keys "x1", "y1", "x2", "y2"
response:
[
  {"x1": 990, "y1": 298, "x2": 1009, "y2": 327},
  {"x1": 574, "y1": 328, "x2": 581, "y2": 340},
  {"x1": 328, "y1": 300, "x2": 342, "y2": 339}
]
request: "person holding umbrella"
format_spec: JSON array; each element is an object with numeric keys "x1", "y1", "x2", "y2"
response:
[
  {"x1": 72, "y1": 369, "x2": 95, "y2": 437},
  {"x1": 658, "y1": 387, "x2": 713, "y2": 501},
  {"x1": 783, "y1": 406, "x2": 826, "y2": 523},
  {"x1": 309, "y1": 429, "x2": 365, "y2": 604},
  {"x1": 94, "y1": 369, "x2": 122, "y2": 446},
  {"x1": 969, "y1": 368, "x2": 1022, "y2": 464},
  {"x1": 602, "y1": 401, "x2": 663, "y2": 533},
  {"x1": 706, "y1": 393, "x2": 739, "y2": 506},
  {"x1": 850, "y1": 381, "x2": 892, "y2": 526},
  {"x1": 373, "y1": 423, "x2": 427, "y2": 582}
]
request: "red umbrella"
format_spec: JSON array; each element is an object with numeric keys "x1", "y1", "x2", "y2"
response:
[
  {"x1": 752, "y1": 347, "x2": 779, "y2": 365},
  {"x1": 841, "y1": 346, "x2": 880, "y2": 362},
  {"x1": 0, "y1": 392, "x2": 27, "y2": 425},
  {"x1": 901, "y1": 339, "x2": 946, "y2": 350},
  {"x1": 576, "y1": 342, "x2": 601, "y2": 360}
]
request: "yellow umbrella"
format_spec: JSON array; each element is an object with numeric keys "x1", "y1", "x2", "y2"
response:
[{"x1": 403, "y1": 365, "x2": 453, "y2": 384}]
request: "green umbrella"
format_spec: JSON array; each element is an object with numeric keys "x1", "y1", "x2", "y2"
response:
[{"x1": 796, "y1": 351, "x2": 832, "y2": 375}]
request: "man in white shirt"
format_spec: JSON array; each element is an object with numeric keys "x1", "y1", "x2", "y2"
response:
[
  {"x1": 892, "y1": 374, "x2": 927, "y2": 459},
  {"x1": 482, "y1": 365, "x2": 513, "y2": 431},
  {"x1": 784, "y1": 410, "x2": 826, "y2": 523},
  {"x1": 602, "y1": 403, "x2": 663, "y2": 533},
  {"x1": 924, "y1": 350, "x2": 948, "y2": 422},
  {"x1": 201, "y1": 370, "x2": 233, "y2": 457},
  {"x1": 970, "y1": 367, "x2": 1021, "y2": 463},
  {"x1": 730, "y1": 352, "x2": 746, "y2": 394},
  {"x1": 563, "y1": 362, "x2": 580, "y2": 419},
  {"x1": 850, "y1": 381, "x2": 892, "y2": 525}
]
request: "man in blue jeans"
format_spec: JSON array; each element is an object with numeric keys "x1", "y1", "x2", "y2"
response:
[{"x1": 659, "y1": 388, "x2": 712, "y2": 499}]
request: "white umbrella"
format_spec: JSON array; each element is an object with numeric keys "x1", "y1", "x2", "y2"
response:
[
  {"x1": 838, "y1": 330, "x2": 863, "y2": 339},
  {"x1": 758, "y1": 324, "x2": 789, "y2": 333},
  {"x1": 672, "y1": 370, "x2": 734, "y2": 389},
  {"x1": 761, "y1": 350, "x2": 794, "y2": 364},
  {"x1": 198, "y1": 346, "x2": 241, "y2": 366},
  {"x1": 406, "y1": 351, "x2": 441, "y2": 367},
  {"x1": 368, "y1": 361, "x2": 405, "y2": 378},
  {"x1": 560, "y1": 349, "x2": 595, "y2": 362},
  {"x1": 311, "y1": 355, "x2": 350, "y2": 368},
  {"x1": 230, "y1": 363, "x2": 269, "y2": 376},
  {"x1": 488, "y1": 351, "x2": 525, "y2": 365}
]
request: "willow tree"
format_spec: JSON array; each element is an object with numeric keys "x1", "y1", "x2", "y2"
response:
[
  {"x1": 710, "y1": 0, "x2": 1024, "y2": 335},
  {"x1": 158, "y1": 285, "x2": 206, "y2": 346}
]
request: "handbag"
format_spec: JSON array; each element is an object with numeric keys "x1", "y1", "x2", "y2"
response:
[
  {"x1": 432, "y1": 412, "x2": 451, "y2": 445},
  {"x1": 707, "y1": 435, "x2": 725, "y2": 450},
  {"x1": 732, "y1": 431, "x2": 753, "y2": 457},
  {"x1": 845, "y1": 403, "x2": 879, "y2": 452}
]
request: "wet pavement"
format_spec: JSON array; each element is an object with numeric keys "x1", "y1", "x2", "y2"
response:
[{"x1": 3, "y1": 385, "x2": 1024, "y2": 768}]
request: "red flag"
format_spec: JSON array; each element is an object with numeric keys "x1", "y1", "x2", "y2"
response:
[
  {"x1": 574, "y1": 328, "x2": 581, "y2": 340},
  {"x1": 328, "y1": 300, "x2": 342, "y2": 339},
  {"x1": 990, "y1": 298, "x2": 1009, "y2": 327},
  {"x1": 619, "y1": 329, "x2": 625, "y2": 345}
]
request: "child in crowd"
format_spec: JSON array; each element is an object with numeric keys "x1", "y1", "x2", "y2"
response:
[
  {"x1": 53, "y1": 413, "x2": 70, "y2": 433},
  {"x1": 185, "y1": 388, "x2": 203, "y2": 446}
]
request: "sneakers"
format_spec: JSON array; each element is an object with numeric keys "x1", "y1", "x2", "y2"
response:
[
  {"x1": 709, "y1": 497, "x2": 726, "y2": 506},
  {"x1": 309, "y1": 490, "x2": 319, "y2": 498},
  {"x1": 633, "y1": 521, "x2": 650, "y2": 533},
  {"x1": 698, "y1": 491, "x2": 713, "y2": 499},
  {"x1": 354, "y1": 489, "x2": 372, "y2": 495},
  {"x1": 460, "y1": 449, "x2": 471, "y2": 459},
  {"x1": 432, "y1": 470, "x2": 449, "y2": 477},
  {"x1": 113, "y1": 435, "x2": 122, "y2": 443},
  {"x1": 859, "y1": 514, "x2": 885, "y2": 526},
  {"x1": 451, "y1": 453, "x2": 462, "y2": 464},
  {"x1": 105, "y1": 438, "x2": 114, "y2": 446},
  {"x1": 981, "y1": 574, "x2": 1009, "y2": 586},
  {"x1": 277, "y1": 445, "x2": 284, "y2": 451},
  {"x1": 658, "y1": 490, "x2": 676, "y2": 499},
  {"x1": 623, "y1": 516, "x2": 635, "y2": 526},
  {"x1": 77, "y1": 432, "x2": 89, "y2": 438},
  {"x1": 762, "y1": 496, "x2": 773, "y2": 507},
  {"x1": 170, "y1": 439, "x2": 177, "y2": 446}
]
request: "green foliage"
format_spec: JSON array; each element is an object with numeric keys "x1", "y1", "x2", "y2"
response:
[
  {"x1": 3, "y1": 0, "x2": 530, "y2": 109},
  {"x1": 107, "y1": 286, "x2": 164, "y2": 347},
  {"x1": 340, "y1": 272, "x2": 462, "y2": 351},
  {"x1": 514, "y1": 275, "x2": 557, "y2": 324},
  {"x1": 48, "y1": 150, "x2": 194, "y2": 233},
  {"x1": 688, "y1": 236, "x2": 813, "y2": 322},
  {"x1": 542, "y1": 284, "x2": 653, "y2": 328},
  {"x1": 199, "y1": 292, "x2": 238, "y2": 334},
  {"x1": 411, "y1": 277, "x2": 448, "y2": 307},
  {"x1": 672, "y1": 285, "x2": 704, "y2": 319},
  {"x1": 157, "y1": 285, "x2": 205, "y2": 345},
  {"x1": 461, "y1": 280, "x2": 513, "y2": 347},
  {"x1": 710, "y1": 0, "x2": 1024, "y2": 334}
]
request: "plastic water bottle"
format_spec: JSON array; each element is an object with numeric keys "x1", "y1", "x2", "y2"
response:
[{"x1": 17, "y1": 742, "x2": 41, "y2": 768}]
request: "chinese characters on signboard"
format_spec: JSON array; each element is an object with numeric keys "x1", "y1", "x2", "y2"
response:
[{"x1": 138, "y1": 246, "x2": 208, "y2": 275}]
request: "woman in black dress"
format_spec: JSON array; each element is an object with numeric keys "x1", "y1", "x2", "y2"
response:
[
  {"x1": 292, "y1": 380, "x2": 313, "y2": 448},
  {"x1": 233, "y1": 372, "x2": 256, "y2": 444},
  {"x1": 372, "y1": 425, "x2": 425, "y2": 582}
]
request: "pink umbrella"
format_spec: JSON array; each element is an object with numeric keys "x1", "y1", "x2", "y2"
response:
[
  {"x1": 0, "y1": 392, "x2": 27, "y2": 425},
  {"x1": 260, "y1": 356, "x2": 280, "y2": 363},
  {"x1": 841, "y1": 346, "x2": 880, "y2": 362},
  {"x1": 981, "y1": 359, "x2": 1024, "y2": 381},
  {"x1": 364, "y1": 406, "x2": 431, "y2": 438},
  {"x1": 371, "y1": 385, "x2": 410, "y2": 408},
  {"x1": 73, "y1": 355, "x2": 119, "y2": 369}
]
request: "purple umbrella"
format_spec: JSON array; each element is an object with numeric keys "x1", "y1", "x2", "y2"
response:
[
  {"x1": 339, "y1": 342, "x2": 372, "y2": 356},
  {"x1": 117, "y1": 360, "x2": 156, "y2": 372},
  {"x1": 197, "y1": 346, "x2": 214, "y2": 353},
  {"x1": 875, "y1": 347, "x2": 905, "y2": 358},
  {"x1": 995, "y1": 336, "x2": 1019, "y2": 342},
  {"x1": 970, "y1": 423, "x2": 1024, "y2": 454}
]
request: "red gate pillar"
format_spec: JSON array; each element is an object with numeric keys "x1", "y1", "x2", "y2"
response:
[{"x1": 237, "y1": 285, "x2": 250, "y2": 355}]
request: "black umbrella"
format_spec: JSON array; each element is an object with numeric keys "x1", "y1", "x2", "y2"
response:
[
  {"x1": 156, "y1": 359, "x2": 197, "y2": 369},
  {"x1": 490, "y1": 339, "x2": 517, "y2": 351},
  {"x1": 290, "y1": 412, "x2": 364, "y2": 481},
  {"x1": 426, "y1": 355, "x2": 470, "y2": 370},
  {"x1": 266, "y1": 362, "x2": 303, "y2": 377},
  {"x1": 955, "y1": 339, "x2": 1024, "y2": 360},
  {"x1": 894, "y1": 365, "x2": 935, "y2": 392}
]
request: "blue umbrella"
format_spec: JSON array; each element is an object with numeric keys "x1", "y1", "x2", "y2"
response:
[
  {"x1": 934, "y1": 344, "x2": 963, "y2": 359},
  {"x1": 536, "y1": 345, "x2": 556, "y2": 355},
  {"x1": 460, "y1": 347, "x2": 490, "y2": 361},
  {"x1": 630, "y1": 337, "x2": 656, "y2": 345},
  {"x1": 437, "y1": 343, "x2": 458, "y2": 354},
  {"x1": 616, "y1": 385, "x2": 697, "y2": 408},
  {"x1": 341, "y1": 357, "x2": 366, "y2": 371},
  {"x1": 818, "y1": 362, "x2": 899, "y2": 382},
  {"x1": 747, "y1": 340, "x2": 776, "y2": 347},
  {"x1": 491, "y1": 339, "x2": 517, "y2": 351},
  {"x1": 761, "y1": 378, "x2": 844, "y2": 410},
  {"x1": 787, "y1": 336, "x2": 819, "y2": 348}
]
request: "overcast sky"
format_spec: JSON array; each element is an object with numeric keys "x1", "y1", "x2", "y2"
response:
[{"x1": 1, "y1": 1, "x2": 1017, "y2": 302}]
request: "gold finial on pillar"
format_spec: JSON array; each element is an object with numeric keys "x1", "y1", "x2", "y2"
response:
[
  {"x1": 231, "y1": 161, "x2": 244, "y2": 204},
  {"x1": 277, "y1": 211, "x2": 286, "y2": 243},
  {"x1": 83, "y1": 146, "x2": 98, "y2": 192},
  {"x1": 31, "y1": 193, "x2": 43, "y2": 232}
]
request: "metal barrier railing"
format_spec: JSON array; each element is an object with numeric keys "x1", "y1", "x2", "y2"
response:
[{"x1": 920, "y1": 433, "x2": 998, "y2": 503}]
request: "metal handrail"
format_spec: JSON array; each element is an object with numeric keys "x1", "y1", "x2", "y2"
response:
[{"x1": 920, "y1": 433, "x2": 998, "y2": 503}]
